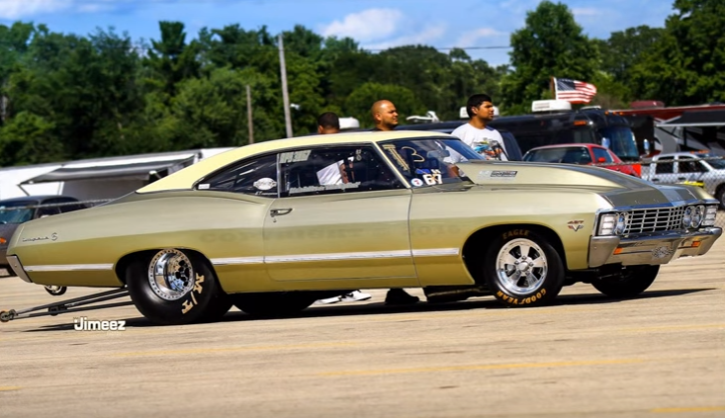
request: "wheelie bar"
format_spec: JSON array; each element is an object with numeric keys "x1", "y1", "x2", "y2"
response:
[{"x1": 0, "y1": 287, "x2": 132, "y2": 323}]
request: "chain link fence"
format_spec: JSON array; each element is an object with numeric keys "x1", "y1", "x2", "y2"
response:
[{"x1": 593, "y1": 155, "x2": 725, "y2": 228}]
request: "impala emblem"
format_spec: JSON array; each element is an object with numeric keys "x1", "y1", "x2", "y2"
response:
[{"x1": 567, "y1": 220, "x2": 584, "y2": 232}]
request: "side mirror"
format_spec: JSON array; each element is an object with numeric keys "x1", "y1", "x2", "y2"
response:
[
  {"x1": 598, "y1": 157, "x2": 606, "y2": 163},
  {"x1": 643, "y1": 139, "x2": 650, "y2": 154}
]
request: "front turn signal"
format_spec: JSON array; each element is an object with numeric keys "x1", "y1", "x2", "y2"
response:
[{"x1": 0, "y1": 237, "x2": 6, "y2": 245}]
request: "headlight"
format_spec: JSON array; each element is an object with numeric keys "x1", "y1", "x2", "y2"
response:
[
  {"x1": 598, "y1": 212, "x2": 627, "y2": 236},
  {"x1": 598, "y1": 213, "x2": 616, "y2": 236},
  {"x1": 682, "y1": 206, "x2": 693, "y2": 228},
  {"x1": 690, "y1": 205, "x2": 705, "y2": 228},
  {"x1": 702, "y1": 205, "x2": 718, "y2": 227}
]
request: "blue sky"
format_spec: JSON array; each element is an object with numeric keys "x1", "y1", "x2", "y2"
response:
[{"x1": 1, "y1": 0, "x2": 675, "y2": 66}]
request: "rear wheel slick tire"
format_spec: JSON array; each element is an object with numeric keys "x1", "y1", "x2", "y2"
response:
[{"x1": 126, "y1": 249, "x2": 226, "y2": 325}]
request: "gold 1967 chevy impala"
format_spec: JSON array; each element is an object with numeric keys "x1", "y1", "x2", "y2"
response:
[{"x1": 3, "y1": 131, "x2": 722, "y2": 325}]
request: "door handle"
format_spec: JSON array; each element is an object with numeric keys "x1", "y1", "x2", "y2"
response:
[
  {"x1": 270, "y1": 208, "x2": 293, "y2": 217},
  {"x1": 677, "y1": 177, "x2": 687, "y2": 181}
]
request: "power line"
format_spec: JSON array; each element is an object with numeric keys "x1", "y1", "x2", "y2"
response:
[{"x1": 362, "y1": 45, "x2": 512, "y2": 52}]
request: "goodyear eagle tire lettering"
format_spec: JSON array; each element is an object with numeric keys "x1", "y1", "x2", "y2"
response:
[
  {"x1": 126, "y1": 249, "x2": 229, "y2": 325},
  {"x1": 485, "y1": 228, "x2": 563, "y2": 307}
]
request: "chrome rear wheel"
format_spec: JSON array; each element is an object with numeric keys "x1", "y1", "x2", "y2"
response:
[{"x1": 147, "y1": 249, "x2": 195, "y2": 301}]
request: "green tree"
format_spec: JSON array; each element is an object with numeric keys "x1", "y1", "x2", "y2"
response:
[
  {"x1": 501, "y1": 1, "x2": 600, "y2": 114},
  {"x1": 630, "y1": 0, "x2": 725, "y2": 105},
  {"x1": 344, "y1": 82, "x2": 423, "y2": 126},
  {"x1": 147, "y1": 67, "x2": 283, "y2": 150},
  {"x1": 0, "y1": 111, "x2": 63, "y2": 166},
  {"x1": 143, "y1": 21, "x2": 201, "y2": 100},
  {"x1": 0, "y1": 22, "x2": 35, "y2": 125},
  {"x1": 597, "y1": 26, "x2": 664, "y2": 86}
]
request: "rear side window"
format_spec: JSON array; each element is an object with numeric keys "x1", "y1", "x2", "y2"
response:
[
  {"x1": 37, "y1": 205, "x2": 61, "y2": 217},
  {"x1": 592, "y1": 147, "x2": 613, "y2": 163},
  {"x1": 197, "y1": 154, "x2": 279, "y2": 197},
  {"x1": 560, "y1": 147, "x2": 592, "y2": 164}
]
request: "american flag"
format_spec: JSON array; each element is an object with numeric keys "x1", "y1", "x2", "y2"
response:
[{"x1": 554, "y1": 78, "x2": 597, "y2": 104}]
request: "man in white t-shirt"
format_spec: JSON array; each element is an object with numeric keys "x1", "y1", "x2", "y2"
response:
[{"x1": 449, "y1": 94, "x2": 509, "y2": 163}]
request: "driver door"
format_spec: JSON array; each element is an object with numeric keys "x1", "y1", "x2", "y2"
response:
[{"x1": 263, "y1": 144, "x2": 417, "y2": 285}]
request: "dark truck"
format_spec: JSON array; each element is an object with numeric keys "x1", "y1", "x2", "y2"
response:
[{"x1": 0, "y1": 195, "x2": 87, "y2": 276}]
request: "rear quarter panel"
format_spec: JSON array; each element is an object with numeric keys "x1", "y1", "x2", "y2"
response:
[{"x1": 8, "y1": 191, "x2": 273, "y2": 290}]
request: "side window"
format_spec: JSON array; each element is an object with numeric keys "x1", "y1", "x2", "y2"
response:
[
  {"x1": 280, "y1": 146, "x2": 403, "y2": 197},
  {"x1": 198, "y1": 154, "x2": 279, "y2": 197},
  {"x1": 36, "y1": 204, "x2": 61, "y2": 218},
  {"x1": 655, "y1": 157, "x2": 674, "y2": 174},
  {"x1": 678, "y1": 158, "x2": 706, "y2": 173},
  {"x1": 45, "y1": 198, "x2": 85, "y2": 213},
  {"x1": 592, "y1": 147, "x2": 613, "y2": 163},
  {"x1": 60, "y1": 203, "x2": 86, "y2": 213},
  {"x1": 561, "y1": 147, "x2": 592, "y2": 164}
]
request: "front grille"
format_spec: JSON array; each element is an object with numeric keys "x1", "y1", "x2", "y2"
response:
[{"x1": 624, "y1": 206, "x2": 685, "y2": 234}]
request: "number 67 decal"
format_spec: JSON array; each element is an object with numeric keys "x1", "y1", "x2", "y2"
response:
[{"x1": 423, "y1": 169, "x2": 443, "y2": 185}]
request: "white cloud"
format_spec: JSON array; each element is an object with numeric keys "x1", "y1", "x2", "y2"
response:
[
  {"x1": 320, "y1": 8, "x2": 403, "y2": 42},
  {"x1": 455, "y1": 27, "x2": 506, "y2": 48},
  {"x1": 364, "y1": 24, "x2": 447, "y2": 51},
  {"x1": 572, "y1": 8, "x2": 602, "y2": 17},
  {"x1": 0, "y1": 0, "x2": 72, "y2": 19}
]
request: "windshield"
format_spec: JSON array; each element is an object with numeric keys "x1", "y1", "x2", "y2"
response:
[
  {"x1": 0, "y1": 202, "x2": 35, "y2": 224},
  {"x1": 523, "y1": 146, "x2": 592, "y2": 164},
  {"x1": 600, "y1": 126, "x2": 639, "y2": 161},
  {"x1": 562, "y1": 127, "x2": 598, "y2": 144},
  {"x1": 378, "y1": 137, "x2": 484, "y2": 186},
  {"x1": 700, "y1": 154, "x2": 725, "y2": 169}
]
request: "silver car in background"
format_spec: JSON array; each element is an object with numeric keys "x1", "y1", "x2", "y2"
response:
[{"x1": 642, "y1": 152, "x2": 725, "y2": 209}]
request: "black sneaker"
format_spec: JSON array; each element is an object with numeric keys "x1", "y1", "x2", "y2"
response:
[{"x1": 385, "y1": 288, "x2": 419, "y2": 305}]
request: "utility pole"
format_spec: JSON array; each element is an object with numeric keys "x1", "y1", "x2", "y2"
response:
[
  {"x1": 246, "y1": 85, "x2": 254, "y2": 144},
  {"x1": 0, "y1": 79, "x2": 7, "y2": 123},
  {"x1": 278, "y1": 34, "x2": 293, "y2": 138}
]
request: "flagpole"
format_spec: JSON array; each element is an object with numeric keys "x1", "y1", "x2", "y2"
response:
[{"x1": 550, "y1": 77, "x2": 556, "y2": 100}]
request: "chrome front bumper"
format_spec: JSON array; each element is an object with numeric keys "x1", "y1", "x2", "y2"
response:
[
  {"x1": 6, "y1": 255, "x2": 33, "y2": 283},
  {"x1": 589, "y1": 227, "x2": 722, "y2": 268}
]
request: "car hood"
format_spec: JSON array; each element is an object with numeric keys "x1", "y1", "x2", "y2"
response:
[{"x1": 456, "y1": 161, "x2": 714, "y2": 208}]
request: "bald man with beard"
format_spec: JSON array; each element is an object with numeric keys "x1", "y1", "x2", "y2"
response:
[
  {"x1": 369, "y1": 100, "x2": 420, "y2": 305},
  {"x1": 371, "y1": 100, "x2": 399, "y2": 131}
]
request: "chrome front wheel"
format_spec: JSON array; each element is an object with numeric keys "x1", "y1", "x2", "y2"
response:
[
  {"x1": 484, "y1": 228, "x2": 564, "y2": 307},
  {"x1": 495, "y1": 238, "x2": 548, "y2": 296}
]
